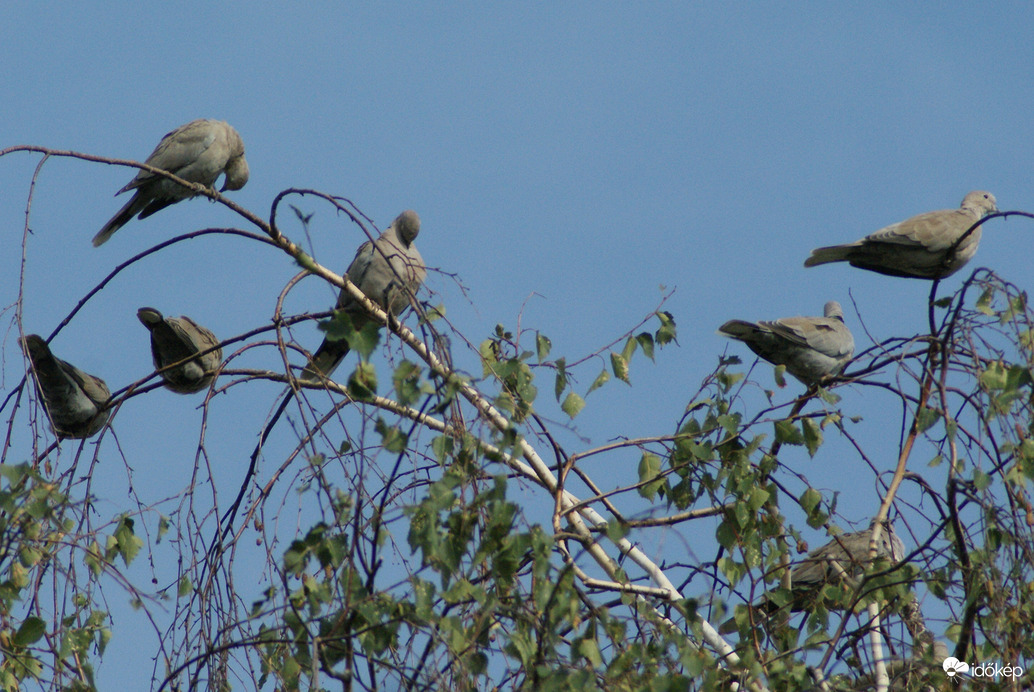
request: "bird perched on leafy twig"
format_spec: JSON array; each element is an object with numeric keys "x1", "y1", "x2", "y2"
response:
[
  {"x1": 718, "y1": 301, "x2": 854, "y2": 386},
  {"x1": 301, "y1": 210, "x2": 426, "y2": 381},
  {"x1": 804, "y1": 191, "x2": 997, "y2": 279},
  {"x1": 93, "y1": 119, "x2": 249, "y2": 246},
  {"x1": 20, "y1": 335, "x2": 110, "y2": 439},
  {"x1": 137, "y1": 308, "x2": 222, "y2": 394},
  {"x1": 719, "y1": 520, "x2": 906, "y2": 634}
]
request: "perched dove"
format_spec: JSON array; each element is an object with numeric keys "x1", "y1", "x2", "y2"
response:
[
  {"x1": 718, "y1": 301, "x2": 854, "y2": 386},
  {"x1": 719, "y1": 520, "x2": 906, "y2": 634},
  {"x1": 137, "y1": 308, "x2": 223, "y2": 394},
  {"x1": 301, "y1": 210, "x2": 426, "y2": 381},
  {"x1": 788, "y1": 520, "x2": 905, "y2": 589},
  {"x1": 20, "y1": 335, "x2": 110, "y2": 439},
  {"x1": 804, "y1": 191, "x2": 998, "y2": 279},
  {"x1": 93, "y1": 119, "x2": 249, "y2": 247}
]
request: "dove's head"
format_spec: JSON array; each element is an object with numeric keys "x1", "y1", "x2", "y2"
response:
[
  {"x1": 866, "y1": 517, "x2": 906, "y2": 560},
  {"x1": 18, "y1": 334, "x2": 49, "y2": 361},
  {"x1": 136, "y1": 307, "x2": 165, "y2": 330},
  {"x1": 823, "y1": 301, "x2": 845, "y2": 321},
  {"x1": 961, "y1": 190, "x2": 997, "y2": 218},
  {"x1": 221, "y1": 152, "x2": 249, "y2": 192},
  {"x1": 392, "y1": 210, "x2": 421, "y2": 245},
  {"x1": 221, "y1": 127, "x2": 249, "y2": 191}
]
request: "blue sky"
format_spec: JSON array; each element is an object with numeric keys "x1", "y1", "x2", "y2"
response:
[{"x1": 2, "y1": 3, "x2": 1032, "y2": 687}]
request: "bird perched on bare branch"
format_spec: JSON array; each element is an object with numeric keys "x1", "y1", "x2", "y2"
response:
[
  {"x1": 93, "y1": 119, "x2": 249, "y2": 246},
  {"x1": 301, "y1": 210, "x2": 426, "y2": 381},
  {"x1": 804, "y1": 191, "x2": 997, "y2": 279},
  {"x1": 718, "y1": 301, "x2": 854, "y2": 386},
  {"x1": 137, "y1": 308, "x2": 222, "y2": 394},
  {"x1": 719, "y1": 520, "x2": 906, "y2": 634},
  {"x1": 20, "y1": 335, "x2": 110, "y2": 439}
]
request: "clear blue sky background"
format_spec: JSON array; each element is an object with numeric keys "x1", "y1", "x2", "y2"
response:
[{"x1": 2, "y1": 3, "x2": 1032, "y2": 688}]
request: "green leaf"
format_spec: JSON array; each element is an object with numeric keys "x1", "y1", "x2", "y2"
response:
[
  {"x1": 636, "y1": 332, "x2": 655, "y2": 360},
  {"x1": 375, "y1": 419, "x2": 409, "y2": 453},
  {"x1": 576, "y1": 637, "x2": 603, "y2": 667},
  {"x1": 817, "y1": 387, "x2": 842, "y2": 405},
  {"x1": 916, "y1": 407, "x2": 941, "y2": 434},
  {"x1": 348, "y1": 361, "x2": 378, "y2": 399},
  {"x1": 610, "y1": 352, "x2": 630, "y2": 385},
  {"x1": 587, "y1": 369, "x2": 610, "y2": 395},
  {"x1": 561, "y1": 392, "x2": 585, "y2": 419},
  {"x1": 318, "y1": 312, "x2": 382, "y2": 359},
  {"x1": 655, "y1": 311, "x2": 677, "y2": 345},
  {"x1": 774, "y1": 419, "x2": 805, "y2": 446},
  {"x1": 85, "y1": 542, "x2": 103, "y2": 577},
  {"x1": 535, "y1": 332, "x2": 551, "y2": 362},
  {"x1": 979, "y1": 361, "x2": 1008, "y2": 390},
  {"x1": 478, "y1": 340, "x2": 499, "y2": 374},
  {"x1": 620, "y1": 336, "x2": 637, "y2": 362},
  {"x1": 800, "y1": 488, "x2": 822, "y2": 515},
  {"x1": 157, "y1": 515, "x2": 170, "y2": 542},
  {"x1": 391, "y1": 360, "x2": 423, "y2": 406},
  {"x1": 747, "y1": 486, "x2": 770, "y2": 512},
  {"x1": 975, "y1": 287, "x2": 994, "y2": 315},
  {"x1": 425, "y1": 303, "x2": 446, "y2": 322},
  {"x1": 554, "y1": 357, "x2": 567, "y2": 400},
  {"x1": 717, "y1": 368, "x2": 744, "y2": 390},
  {"x1": 717, "y1": 556, "x2": 746, "y2": 585},
  {"x1": 605, "y1": 521, "x2": 629, "y2": 542},
  {"x1": 12, "y1": 617, "x2": 45, "y2": 647},
  {"x1": 431, "y1": 435, "x2": 454, "y2": 464},
  {"x1": 113, "y1": 517, "x2": 142, "y2": 566},
  {"x1": 716, "y1": 521, "x2": 737, "y2": 550},
  {"x1": 637, "y1": 453, "x2": 663, "y2": 499},
  {"x1": 802, "y1": 417, "x2": 822, "y2": 457}
]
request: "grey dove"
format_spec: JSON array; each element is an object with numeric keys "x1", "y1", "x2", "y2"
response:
[
  {"x1": 804, "y1": 190, "x2": 997, "y2": 279},
  {"x1": 719, "y1": 520, "x2": 906, "y2": 634},
  {"x1": 93, "y1": 119, "x2": 249, "y2": 246},
  {"x1": 718, "y1": 301, "x2": 854, "y2": 386},
  {"x1": 137, "y1": 308, "x2": 223, "y2": 394},
  {"x1": 20, "y1": 335, "x2": 110, "y2": 439},
  {"x1": 301, "y1": 210, "x2": 426, "y2": 381}
]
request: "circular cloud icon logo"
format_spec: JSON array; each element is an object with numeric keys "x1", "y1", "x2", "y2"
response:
[{"x1": 943, "y1": 657, "x2": 970, "y2": 677}]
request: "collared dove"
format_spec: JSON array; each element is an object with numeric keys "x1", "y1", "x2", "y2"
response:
[
  {"x1": 137, "y1": 308, "x2": 223, "y2": 394},
  {"x1": 789, "y1": 520, "x2": 905, "y2": 588},
  {"x1": 718, "y1": 301, "x2": 854, "y2": 386},
  {"x1": 92, "y1": 119, "x2": 249, "y2": 247},
  {"x1": 719, "y1": 520, "x2": 906, "y2": 634},
  {"x1": 804, "y1": 191, "x2": 998, "y2": 279},
  {"x1": 301, "y1": 210, "x2": 426, "y2": 381},
  {"x1": 20, "y1": 335, "x2": 110, "y2": 439}
]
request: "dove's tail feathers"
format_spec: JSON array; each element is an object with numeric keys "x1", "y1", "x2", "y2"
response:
[
  {"x1": 717, "y1": 320, "x2": 760, "y2": 341},
  {"x1": 93, "y1": 194, "x2": 146, "y2": 246},
  {"x1": 136, "y1": 197, "x2": 177, "y2": 221},
  {"x1": 299, "y1": 341, "x2": 350, "y2": 383},
  {"x1": 804, "y1": 244, "x2": 855, "y2": 268}
]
